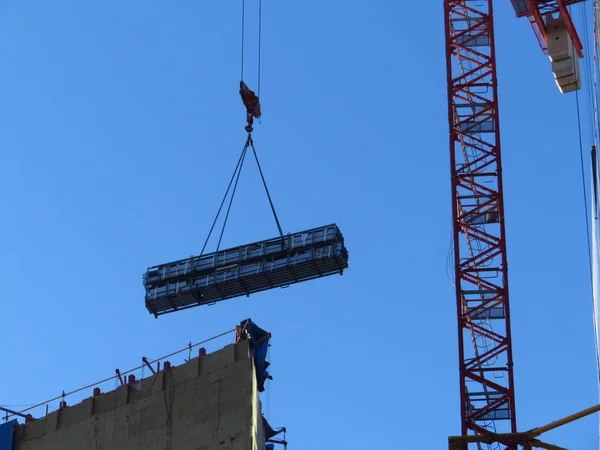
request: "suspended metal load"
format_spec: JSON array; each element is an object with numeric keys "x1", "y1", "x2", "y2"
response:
[
  {"x1": 143, "y1": 224, "x2": 349, "y2": 317},
  {"x1": 142, "y1": 1, "x2": 350, "y2": 320}
]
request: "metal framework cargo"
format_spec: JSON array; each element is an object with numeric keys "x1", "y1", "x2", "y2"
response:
[{"x1": 143, "y1": 224, "x2": 349, "y2": 317}]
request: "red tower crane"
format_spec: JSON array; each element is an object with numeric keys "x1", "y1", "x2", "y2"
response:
[{"x1": 444, "y1": 1, "x2": 585, "y2": 448}]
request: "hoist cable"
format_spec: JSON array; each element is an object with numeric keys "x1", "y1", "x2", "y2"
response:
[
  {"x1": 216, "y1": 143, "x2": 249, "y2": 252},
  {"x1": 258, "y1": 0, "x2": 263, "y2": 97},
  {"x1": 199, "y1": 142, "x2": 249, "y2": 257},
  {"x1": 589, "y1": 0, "x2": 600, "y2": 411},
  {"x1": 248, "y1": 135, "x2": 284, "y2": 238},
  {"x1": 576, "y1": 87, "x2": 594, "y2": 283},
  {"x1": 240, "y1": 0, "x2": 262, "y2": 97},
  {"x1": 240, "y1": 0, "x2": 246, "y2": 80},
  {"x1": 579, "y1": 4, "x2": 596, "y2": 145}
]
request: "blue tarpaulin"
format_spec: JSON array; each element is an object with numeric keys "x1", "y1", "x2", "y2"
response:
[
  {"x1": 240, "y1": 319, "x2": 271, "y2": 392},
  {"x1": 0, "y1": 420, "x2": 16, "y2": 450}
]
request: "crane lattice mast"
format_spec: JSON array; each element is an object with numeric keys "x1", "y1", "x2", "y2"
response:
[
  {"x1": 444, "y1": 0, "x2": 585, "y2": 448},
  {"x1": 444, "y1": 1, "x2": 517, "y2": 446}
]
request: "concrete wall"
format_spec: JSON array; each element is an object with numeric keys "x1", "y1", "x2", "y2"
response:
[{"x1": 15, "y1": 340, "x2": 265, "y2": 450}]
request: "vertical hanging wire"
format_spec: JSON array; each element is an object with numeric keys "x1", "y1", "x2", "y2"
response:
[
  {"x1": 589, "y1": 0, "x2": 600, "y2": 341},
  {"x1": 594, "y1": 2, "x2": 600, "y2": 145},
  {"x1": 258, "y1": 0, "x2": 263, "y2": 97},
  {"x1": 568, "y1": 3, "x2": 594, "y2": 292},
  {"x1": 241, "y1": 0, "x2": 246, "y2": 80},
  {"x1": 590, "y1": 5, "x2": 600, "y2": 447},
  {"x1": 575, "y1": 88, "x2": 593, "y2": 280}
]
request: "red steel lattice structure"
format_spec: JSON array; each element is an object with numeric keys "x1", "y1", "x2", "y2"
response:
[
  {"x1": 444, "y1": 0, "x2": 586, "y2": 448},
  {"x1": 510, "y1": 0, "x2": 585, "y2": 57},
  {"x1": 443, "y1": 1, "x2": 517, "y2": 447}
]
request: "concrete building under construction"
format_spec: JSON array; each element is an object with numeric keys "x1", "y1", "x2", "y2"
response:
[
  {"x1": 0, "y1": 3, "x2": 350, "y2": 448},
  {"x1": 0, "y1": 320, "x2": 286, "y2": 450}
]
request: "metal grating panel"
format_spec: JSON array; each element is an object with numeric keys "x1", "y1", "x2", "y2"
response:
[{"x1": 143, "y1": 224, "x2": 349, "y2": 317}]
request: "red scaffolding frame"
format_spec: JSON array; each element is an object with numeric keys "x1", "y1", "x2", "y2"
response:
[{"x1": 444, "y1": 1, "x2": 517, "y2": 447}]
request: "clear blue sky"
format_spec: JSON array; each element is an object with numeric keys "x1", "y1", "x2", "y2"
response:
[{"x1": 0, "y1": 1, "x2": 597, "y2": 448}]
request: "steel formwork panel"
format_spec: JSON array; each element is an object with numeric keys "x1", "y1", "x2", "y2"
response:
[{"x1": 143, "y1": 224, "x2": 349, "y2": 317}]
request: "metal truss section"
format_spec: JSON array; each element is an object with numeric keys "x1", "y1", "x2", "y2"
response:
[
  {"x1": 510, "y1": 0, "x2": 585, "y2": 57},
  {"x1": 444, "y1": 1, "x2": 517, "y2": 447}
]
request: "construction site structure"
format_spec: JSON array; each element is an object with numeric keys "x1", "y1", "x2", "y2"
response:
[
  {"x1": 0, "y1": 2, "x2": 345, "y2": 448},
  {"x1": 0, "y1": 320, "x2": 285, "y2": 450}
]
